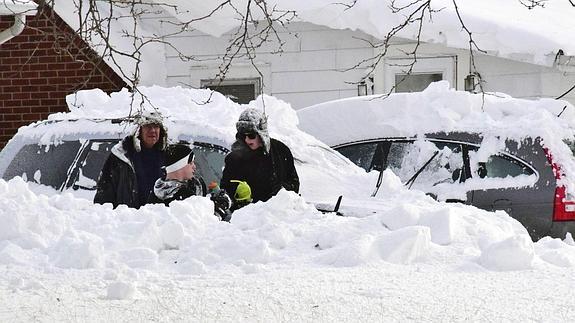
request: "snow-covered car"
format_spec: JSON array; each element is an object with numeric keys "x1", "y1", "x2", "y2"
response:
[
  {"x1": 0, "y1": 118, "x2": 229, "y2": 197},
  {"x1": 297, "y1": 81, "x2": 575, "y2": 240}
]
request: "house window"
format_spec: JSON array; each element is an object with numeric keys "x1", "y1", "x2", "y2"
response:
[
  {"x1": 394, "y1": 73, "x2": 443, "y2": 93},
  {"x1": 201, "y1": 78, "x2": 261, "y2": 104},
  {"x1": 384, "y1": 56, "x2": 455, "y2": 93}
]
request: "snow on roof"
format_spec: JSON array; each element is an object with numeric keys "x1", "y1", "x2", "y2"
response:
[
  {"x1": 47, "y1": 1, "x2": 574, "y2": 87},
  {"x1": 157, "y1": 0, "x2": 575, "y2": 66},
  {"x1": 0, "y1": 0, "x2": 37, "y2": 15}
]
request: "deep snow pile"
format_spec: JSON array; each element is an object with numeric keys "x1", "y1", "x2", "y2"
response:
[
  {"x1": 4, "y1": 85, "x2": 575, "y2": 282},
  {"x1": 3, "y1": 86, "x2": 575, "y2": 321}
]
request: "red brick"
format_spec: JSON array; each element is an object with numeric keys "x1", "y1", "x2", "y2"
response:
[
  {"x1": 39, "y1": 71, "x2": 58, "y2": 78},
  {"x1": 21, "y1": 99, "x2": 40, "y2": 106},
  {"x1": 11, "y1": 79, "x2": 30, "y2": 86},
  {"x1": 29, "y1": 64, "x2": 49, "y2": 71},
  {"x1": 22, "y1": 113, "x2": 41, "y2": 121},
  {"x1": 5, "y1": 100, "x2": 22, "y2": 107},
  {"x1": 33, "y1": 106, "x2": 50, "y2": 113},
  {"x1": 29, "y1": 78, "x2": 48, "y2": 85},
  {"x1": 40, "y1": 99, "x2": 58, "y2": 106},
  {"x1": 0, "y1": 121, "x2": 14, "y2": 128},
  {"x1": 0, "y1": 5, "x2": 126, "y2": 149},
  {"x1": 11, "y1": 92, "x2": 30, "y2": 100},
  {"x1": 4, "y1": 114, "x2": 22, "y2": 121},
  {"x1": 57, "y1": 70, "x2": 76, "y2": 77}
]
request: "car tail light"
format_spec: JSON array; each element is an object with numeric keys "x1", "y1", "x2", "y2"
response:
[{"x1": 545, "y1": 149, "x2": 575, "y2": 221}]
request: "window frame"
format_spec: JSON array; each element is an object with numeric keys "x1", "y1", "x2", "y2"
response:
[
  {"x1": 383, "y1": 56, "x2": 456, "y2": 93},
  {"x1": 200, "y1": 77, "x2": 261, "y2": 103}
]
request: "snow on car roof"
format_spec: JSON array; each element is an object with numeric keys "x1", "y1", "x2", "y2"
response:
[
  {"x1": 298, "y1": 81, "x2": 575, "y2": 146},
  {"x1": 298, "y1": 81, "x2": 575, "y2": 188}
]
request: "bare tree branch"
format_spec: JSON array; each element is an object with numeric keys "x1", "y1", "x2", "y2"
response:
[{"x1": 518, "y1": 0, "x2": 547, "y2": 9}]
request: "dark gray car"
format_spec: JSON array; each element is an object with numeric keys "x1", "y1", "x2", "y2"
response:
[
  {"x1": 297, "y1": 91, "x2": 575, "y2": 241},
  {"x1": 334, "y1": 131, "x2": 575, "y2": 240}
]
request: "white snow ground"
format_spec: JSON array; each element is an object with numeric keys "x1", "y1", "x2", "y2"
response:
[{"x1": 2, "y1": 85, "x2": 575, "y2": 321}]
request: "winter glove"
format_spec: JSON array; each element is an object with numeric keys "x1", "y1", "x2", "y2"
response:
[
  {"x1": 230, "y1": 180, "x2": 252, "y2": 203},
  {"x1": 210, "y1": 188, "x2": 232, "y2": 221}
]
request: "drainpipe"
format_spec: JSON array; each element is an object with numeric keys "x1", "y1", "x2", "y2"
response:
[{"x1": 0, "y1": 13, "x2": 26, "y2": 45}]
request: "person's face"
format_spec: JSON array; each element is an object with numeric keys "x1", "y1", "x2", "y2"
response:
[
  {"x1": 182, "y1": 160, "x2": 196, "y2": 179},
  {"x1": 243, "y1": 132, "x2": 262, "y2": 150},
  {"x1": 140, "y1": 124, "x2": 161, "y2": 149}
]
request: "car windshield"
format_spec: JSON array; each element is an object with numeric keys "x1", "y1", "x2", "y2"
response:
[
  {"x1": 2, "y1": 141, "x2": 82, "y2": 189},
  {"x1": 2, "y1": 138, "x2": 228, "y2": 193},
  {"x1": 69, "y1": 140, "x2": 228, "y2": 191}
]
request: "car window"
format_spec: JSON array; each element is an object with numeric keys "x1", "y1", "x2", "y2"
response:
[
  {"x1": 70, "y1": 140, "x2": 118, "y2": 190},
  {"x1": 69, "y1": 140, "x2": 228, "y2": 191},
  {"x1": 336, "y1": 142, "x2": 378, "y2": 172},
  {"x1": 3, "y1": 141, "x2": 82, "y2": 189},
  {"x1": 192, "y1": 142, "x2": 227, "y2": 187},
  {"x1": 474, "y1": 154, "x2": 534, "y2": 178},
  {"x1": 388, "y1": 140, "x2": 463, "y2": 189}
]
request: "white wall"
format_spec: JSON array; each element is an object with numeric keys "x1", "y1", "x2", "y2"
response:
[
  {"x1": 158, "y1": 19, "x2": 575, "y2": 109},
  {"x1": 476, "y1": 55, "x2": 575, "y2": 104},
  {"x1": 161, "y1": 21, "x2": 377, "y2": 109}
]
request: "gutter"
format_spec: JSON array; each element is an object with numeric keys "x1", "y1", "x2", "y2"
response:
[{"x1": 0, "y1": 12, "x2": 26, "y2": 45}]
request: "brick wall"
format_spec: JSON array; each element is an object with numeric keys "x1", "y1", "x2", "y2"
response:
[{"x1": 0, "y1": 5, "x2": 126, "y2": 148}]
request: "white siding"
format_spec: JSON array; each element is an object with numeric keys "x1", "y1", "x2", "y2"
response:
[
  {"x1": 477, "y1": 55, "x2": 575, "y2": 103},
  {"x1": 161, "y1": 21, "x2": 376, "y2": 109},
  {"x1": 157, "y1": 18, "x2": 575, "y2": 109}
]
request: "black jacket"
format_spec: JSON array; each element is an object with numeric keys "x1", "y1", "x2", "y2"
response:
[
  {"x1": 221, "y1": 138, "x2": 299, "y2": 203},
  {"x1": 94, "y1": 136, "x2": 163, "y2": 209}
]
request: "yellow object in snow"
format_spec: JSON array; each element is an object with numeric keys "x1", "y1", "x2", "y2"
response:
[{"x1": 231, "y1": 180, "x2": 252, "y2": 202}]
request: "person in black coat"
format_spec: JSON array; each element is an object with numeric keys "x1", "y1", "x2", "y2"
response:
[
  {"x1": 150, "y1": 143, "x2": 231, "y2": 220},
  {"x1": 221, "y1": 108, "x2": 299, "y2": 210},
  {"x1": 94, "y1": 111, "x2": 167, "y2": 209}
]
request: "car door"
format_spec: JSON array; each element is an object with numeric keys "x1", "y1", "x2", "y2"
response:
[{"x1": 467, "y1": 140, "x2": 555, "y2": 239}]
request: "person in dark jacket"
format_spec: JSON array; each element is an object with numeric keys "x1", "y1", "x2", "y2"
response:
[
  {"x1": 150, "y1": 143, "x2": 232, "y2": 220},
  {"x1": 221, "y1": 108, "x2": 299, "y2": 211},
  {"x1": 94, "y1": 111, "x2": 167, "y2": 209}
]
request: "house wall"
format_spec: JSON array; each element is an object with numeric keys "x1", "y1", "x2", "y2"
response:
[
  {"x1": 0, "y1": 6, "x2": 126, "y2": 148},
  {"x1": 161, "y1": 22, "x2": 378, "y2": 109},
  {"x1": 160, "y1": 20, "x2": 575, "y2": 109},
  {"x1": 476, "y1": 55, "x2": 575, "y2": 104}
]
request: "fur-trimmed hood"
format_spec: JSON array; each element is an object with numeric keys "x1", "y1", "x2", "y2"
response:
[{"x1": 132, "y1": 111, "x2": 168, "y2": 152}]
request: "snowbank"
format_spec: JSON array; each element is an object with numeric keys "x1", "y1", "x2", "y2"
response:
[{"x1": 3, "y1": 85, "x2": 575, "y2": 320}]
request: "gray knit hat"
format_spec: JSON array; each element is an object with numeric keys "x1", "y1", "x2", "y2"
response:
[{"x1": 235, "y1": 108, "x2": 270, "y2": 153}]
